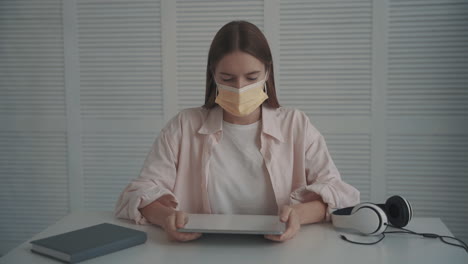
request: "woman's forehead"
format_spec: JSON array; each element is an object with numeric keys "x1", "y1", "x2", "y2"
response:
[{"x1": 215, "y1": 51, "x2": 264, "y2": 74}]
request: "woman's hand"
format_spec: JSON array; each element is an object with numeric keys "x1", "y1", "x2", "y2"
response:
[
  {"x1": 163, "y1": 211, "x2": 202, "y2": 242},
  {"x1": 264, "y1": 205, "x2": 301, "y2": 242},
  {"x1": 139, "y1": 196, "x2": 202, "y2": 242}
]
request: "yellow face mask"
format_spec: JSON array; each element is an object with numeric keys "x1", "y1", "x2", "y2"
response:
[{"x1": 214, "y1": 73, "x2": 269, "y2": 117}]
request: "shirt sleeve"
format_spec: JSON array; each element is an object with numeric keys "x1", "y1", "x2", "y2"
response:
[
  {"x1": 289, "y1": 112, "x2": 360, "y2": 222},
  {"x1": 113, "y1": 124, "x2": 180, "y2": 225}
]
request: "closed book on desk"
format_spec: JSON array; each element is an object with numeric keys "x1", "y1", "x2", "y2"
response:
[{"x1": 30, "y1": 223, "x2": 147, "y2": 263}]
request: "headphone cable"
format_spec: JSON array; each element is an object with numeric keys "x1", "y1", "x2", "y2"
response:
[
  {"x1": 340, "y1": 233, "x2": 385, "y2": 245},
  {"x1": 385, "y1": 225, "x2": 468, "y2": 253},
  {"x1": 340, "y1": 225, "x2": 468, "y2": 253}
]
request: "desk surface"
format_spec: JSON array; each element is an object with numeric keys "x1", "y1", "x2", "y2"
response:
[{"x1": 1, "y1": 211, "x2": 467, "y2": 264}]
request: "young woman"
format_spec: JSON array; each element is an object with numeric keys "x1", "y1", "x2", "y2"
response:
[{"x1": 114, "y1": 21, "x2": 360, "y2": 242}]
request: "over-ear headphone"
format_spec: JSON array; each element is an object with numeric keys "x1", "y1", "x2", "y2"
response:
[{"x1": 331, "y1": 195, "x2": 413, "y2": 236}]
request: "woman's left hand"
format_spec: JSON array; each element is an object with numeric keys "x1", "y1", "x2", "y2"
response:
[{"x1": 264, "y1": 205, "x2": 301, "y2": 242}]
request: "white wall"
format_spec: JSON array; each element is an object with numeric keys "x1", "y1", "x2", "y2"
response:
[{"x1": 1, "y1": 0, "x2": 467, "y2": 255}]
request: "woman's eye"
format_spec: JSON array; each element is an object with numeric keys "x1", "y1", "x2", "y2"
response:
[{"x1": 220, "y1": 77, "x2": 258, "y2": 82}]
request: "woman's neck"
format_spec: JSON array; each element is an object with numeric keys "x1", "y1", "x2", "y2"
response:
[{"x1": 223, "y1": 107, "x2": 261, "y2": 125}]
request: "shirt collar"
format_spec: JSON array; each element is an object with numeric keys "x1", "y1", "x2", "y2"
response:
[
  {"x1": 197, "y1": 106, "x2": 223, "y2": 135},
  {"x1": 261, "y1": 104, "x2": 285, "y2": 142},
  {"x1": 197, "y1": 104, "x2": 284, "y2": 143}
]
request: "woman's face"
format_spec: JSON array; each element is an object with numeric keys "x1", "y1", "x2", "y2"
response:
[{"x1": 214, "y1": 51, "x2": 267, "y2": 89}]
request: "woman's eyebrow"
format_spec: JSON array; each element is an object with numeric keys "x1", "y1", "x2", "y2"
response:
[
  {"x1": 219, "y1": 71, "x2": 260, "y2": 76},
  {"x1": 246, "y1": 71, "x2": 260, "y2": 75}
]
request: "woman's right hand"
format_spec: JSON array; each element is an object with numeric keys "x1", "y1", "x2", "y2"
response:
[{"x1": 163, "y1": 211, "x2": 202, "y2": 242}]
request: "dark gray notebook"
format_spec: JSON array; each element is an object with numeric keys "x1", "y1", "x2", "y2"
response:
[{"x1": 30, "y1": 223, "x2": 147, "y2": 263}]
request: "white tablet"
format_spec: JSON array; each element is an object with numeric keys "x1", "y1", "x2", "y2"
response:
[{"x1": 177, "y1": 214, "x2": 286, "y2": 235}]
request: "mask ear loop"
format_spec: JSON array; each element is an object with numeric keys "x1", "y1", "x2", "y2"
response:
[
  {"x1": 264, "y1": 71, "x2": 269, "y2": 95},
  {"x1": 212, "y1": 71, "x2": 219, "y2": 98}
]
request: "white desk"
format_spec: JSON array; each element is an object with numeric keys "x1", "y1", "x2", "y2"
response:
[{"x1": 1, "y1": 211, "x2": 467, "y2": 264}]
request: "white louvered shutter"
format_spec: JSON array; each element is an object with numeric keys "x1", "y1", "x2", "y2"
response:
[
  {"x1": 0, "y1": 132, "x2": 68, "y2": 255},
  {"x1": 387, "y1": 0, "x2": 468, "y2": 117},
  {"x1": 176, "y1": 0, "x2": 264, "y2": 110},
  {"x1": 385, "y1": 0, "x2": 468, "y2": 243},
  {"x1": 78, "y1": 0, "x2": 163, "y2": 119},
  {"x1": 325, "y1": 134, "x2": 372, "y2": 201},
  {"x1": 278, "y1": 0, "x2": 373, "y2": 202},
  {"x1": 77, "y1": 0, "x2": 165, "y2": 211},
  {"x1": 82, "y1": 132, "x2": 157, "y2": 210},
  {"x1": 0, "y1": 0, "x2": 69, "y2": 255}
]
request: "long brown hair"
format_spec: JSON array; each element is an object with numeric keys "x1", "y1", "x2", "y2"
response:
[{"x1": 203, "y1": 20, "x2": 280, "y2": 109}]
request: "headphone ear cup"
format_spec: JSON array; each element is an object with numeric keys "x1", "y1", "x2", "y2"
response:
[
  {"x1": 385, "y1": 195, "x2": 412, "y2": 228},
  {"x1": 347, "y1": 203, "x2": 388, "y2": 235}
]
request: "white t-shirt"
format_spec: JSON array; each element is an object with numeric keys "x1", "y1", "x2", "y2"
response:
[{"x1": 207, "y1": 120, "x2": 278, "y2": 215}]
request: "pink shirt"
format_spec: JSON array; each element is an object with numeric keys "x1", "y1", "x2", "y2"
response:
[{"x1": 114, "y1": 105, "x2": 360, "y2": 224}]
